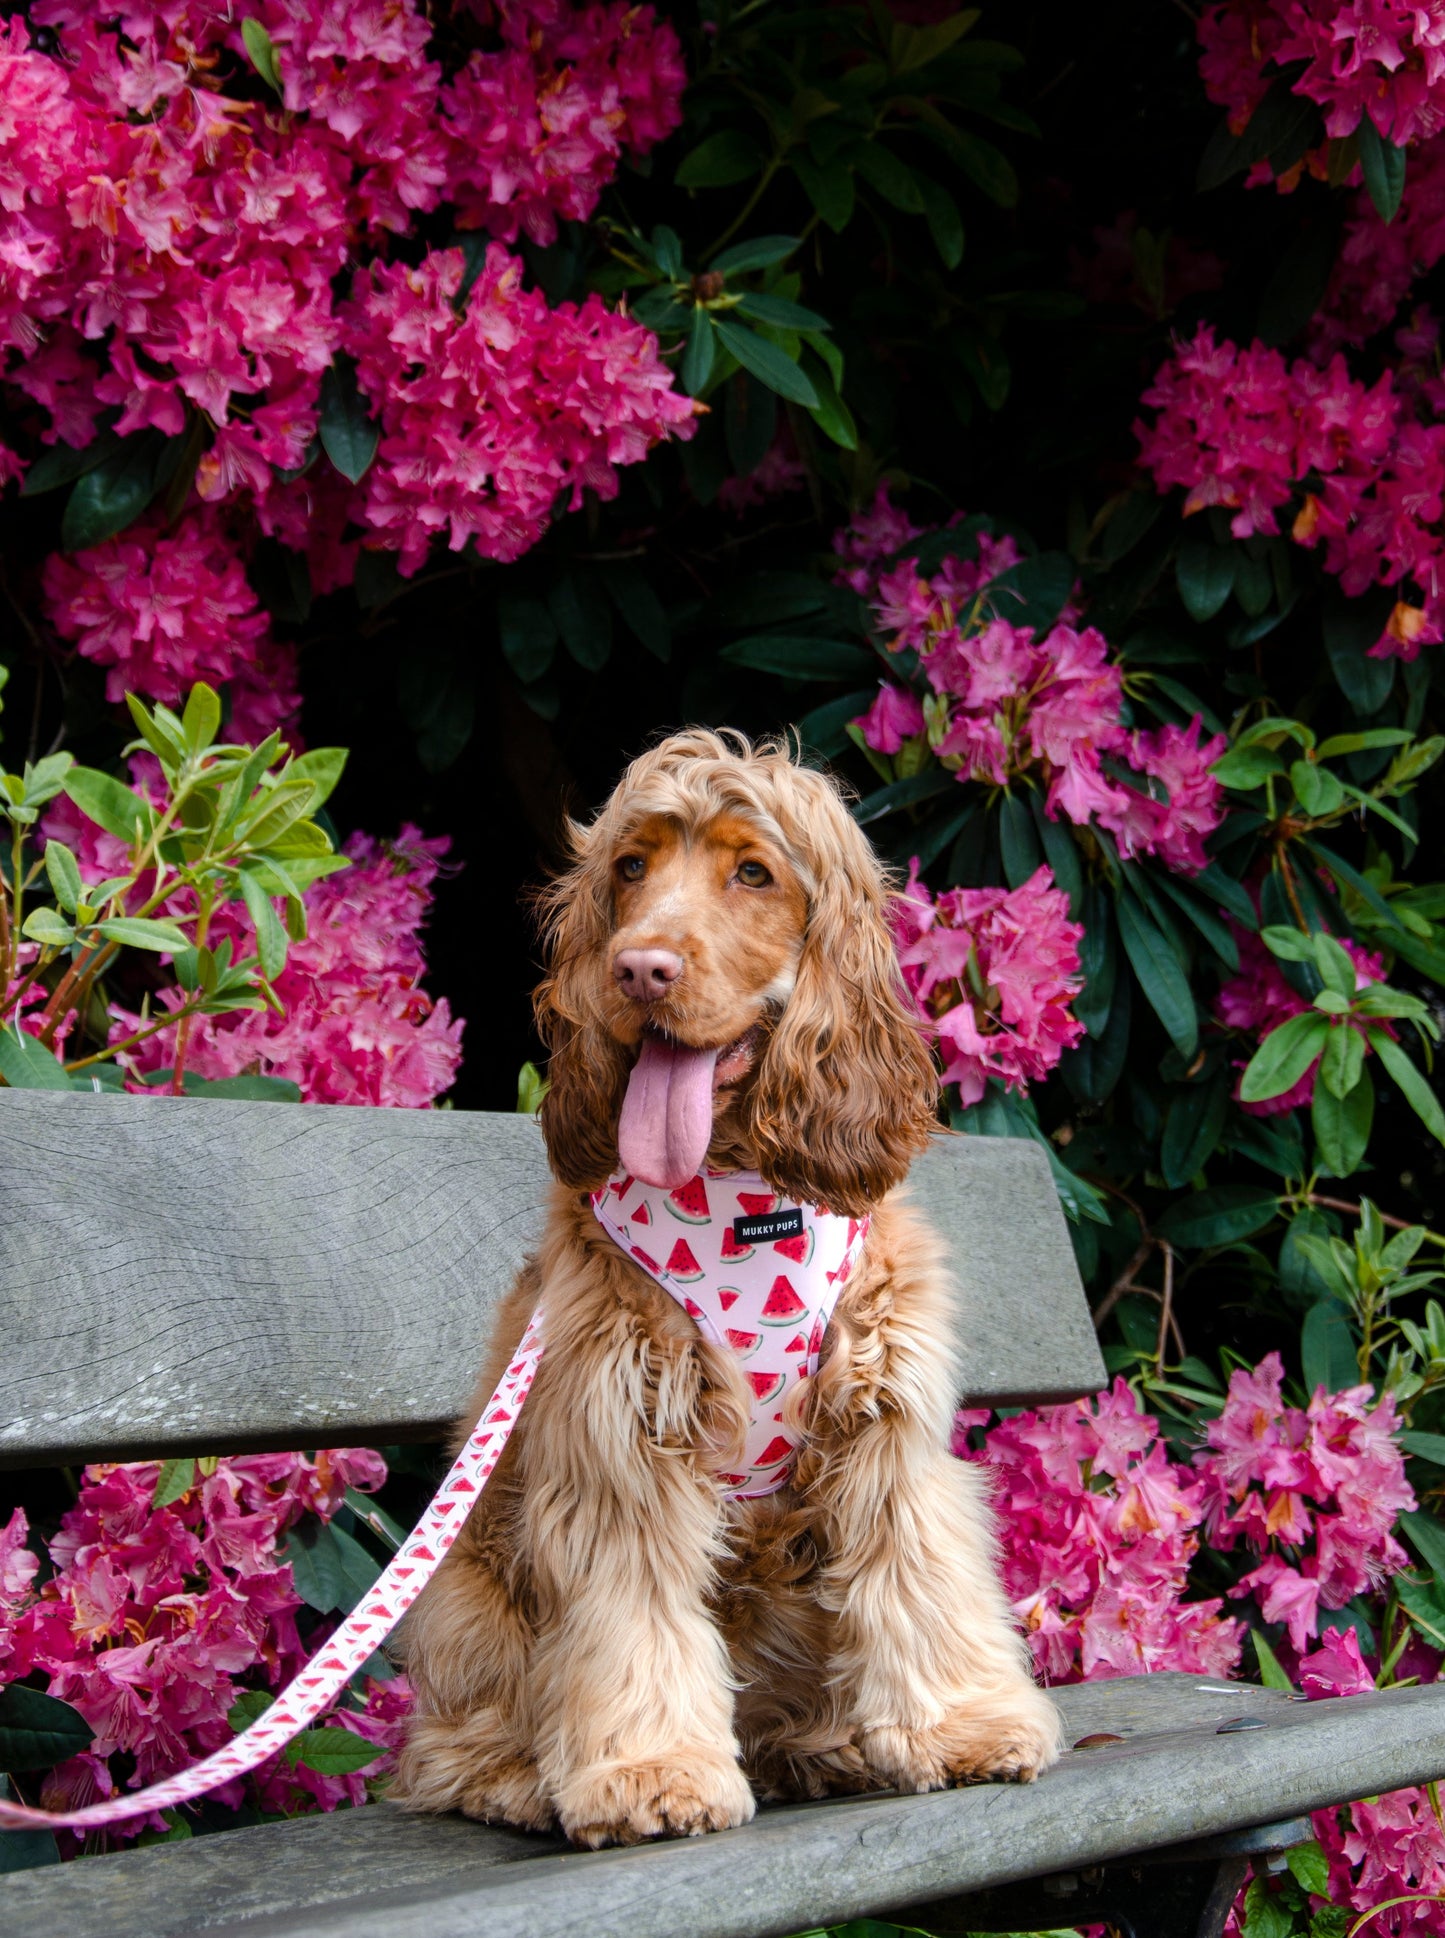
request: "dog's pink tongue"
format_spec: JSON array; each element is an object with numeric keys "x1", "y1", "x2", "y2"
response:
[{"x1": 618, "y1": 1035, "x2": 719, "y2": 1189}]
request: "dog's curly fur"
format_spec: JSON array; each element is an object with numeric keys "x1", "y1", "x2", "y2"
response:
[{"x1": 390, "y1": 730, "x2": 1061, "y2": 1847}]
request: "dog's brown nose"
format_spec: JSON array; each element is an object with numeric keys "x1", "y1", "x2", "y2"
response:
[{"x1": 613, "y1": 948, "x2": 684, "y2": 1001}]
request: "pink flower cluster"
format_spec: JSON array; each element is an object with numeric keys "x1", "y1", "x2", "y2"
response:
[
  {"x1": 892, "y1": 860, "x2": 1086, "y2": 1106},
  {"x1": 1198, "y1": 0, "x2": 1445, "y2": 152},
  {"x1": 843, "y1": 494, "x2": 1226, "y2": 874},
  {"x1": 41, "y1": 506, "x2": 298, "y2": 737},
  {"x1": 1313, "y1": 140, "x2": 1445, "y2": 350},
  {"x1": 0, "y1": 1452, "x2": 410, "y2": 1842},
  {"x1": 0, "y1": 0, "x2": 691, "y2": 616},
  {"x1": 1138, "y1": 324, "x2": 1445, "y2": 657},
  {"x1": 1195, "y1": 1353, "x2": 1414, "y2": 1651},
  {"x1": 1216, "y1": 927, "x2": 1386, "y2": 1113},
  {"x1": 957, "y1": 1379, "x2": 1243, "y2": 1681},
  {"x1": 111, "y1": 826, "x2": 464, "y2": 1109},
  {"x1": 341, "y1": 245, "x2": 697, "y2": 574},
  {"x1": 443, "y1": 0, "x2": 685, "y2": 244}
]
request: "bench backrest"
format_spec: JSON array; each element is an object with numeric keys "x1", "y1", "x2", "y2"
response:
[{"x1": 0, "y1": 1092, "x2": 1104, "y2": 1470}]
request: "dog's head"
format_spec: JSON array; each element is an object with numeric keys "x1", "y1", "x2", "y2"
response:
[{"x1": 534, "y1": 729, "x2": 939, "y2": 1217}]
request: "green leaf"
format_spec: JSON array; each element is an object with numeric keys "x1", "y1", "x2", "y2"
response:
[
  {"x1": 1370, "y1": 1028, "x2": 1445, "y2": 1145},
  {"x1": 21, "y1": 430, "x2": 122, "y2": 498},
  {"x1": 0, "y1": 1684, "x2": 93, "y2": 1769},
  {"x1": 61, "y1": 432, "x2": 166, "y2": 551},
  {"x1": 892, "y1": 9, "x2": 979, "y2": 72},
  {"x1": 547, "y1": 571, "x2": 613, "y2": 673},
  {"x1": 1358, "y1": 118, "x2": 1407, "y2": 223},
  {"x1": 1316, "y1": 729, "x2": 1412, "y2": 759},
  {"x1": 676, "y1": 130, "x2": 765, "y2": 188},
  {"x1": 951, "y1": 128, "x2": 1018, "y2": 207},
  {"x1": 497, "y1": 594, "x2": 558, "y2": 684},
  {"x1": 713, "y1": 319, "x2": 819, "y2": 407},
  {"x1": 240, "y1": 15, "x2": 283, "y2": 93},
  {"x1": 21, "y1": 908, "x2": 74, "y2": 949},
  {"x1": 62, "y1": 766, "x2": 153, "y2": 845},
  {"x1": 239, "y1": 873, "x2": 288, "y2": 982},
  {"x1": 97, "y1": 916, "x2": 191, "y2": 953},
  {"x1": 984, "y1": 552, "x2": 1075, "y2": 636},
  {"x1": 187, "y1": 1073, "x2": 301, "y2": 1101},
  {"x1": 1286, "y1": 1842, "x2": 1333, "y2": 1899},
  {"x1": 1319, "y1": 1020, "x2": 1366, "y2": 1099},
  {"x1": 1323, "y1": 587, "x2": 1396, "y2": 714},
  {"x1": 1401, "y1": 1507, "x2": 1445, "y2": 1583},
  {"x1": 1312, "y1": 1066, "x2": 1373, "y2": 1177},
  {"x1": 229, "y1": 1690, "x2": 274, "y2": 1732},
  {"x1": 319, "y1": 357, "x2": 379, "y2": 486},
  {"x1": 1212, "y1": 745, "x2": 1286, "y2": 789},
  {"x1": 710, "y1": 236, "x2": 800, "y2": 276},
  {"x1": 1116, "y1": 889, "x2": 1198, "y2": 1059},
  {"x1": 1161, "y1": 1073, "x2": 1229, "y2": 1188},
  {"x1": 285, "y1": 748, "x2": 347, "y2": 810},
  {"x1": 1402, "y1": 1431, "x2": 1445, "y2": 1467},
  {"x1": 601, "y1": 565, "x2": 670, "y2": 662},
  {"x1": 1177, "y1": 535, "x2": 1236, "y2": 622},
  {"x1": 851, "y1": 768, "x2": 957, "y2": 825},
  {"x1": 0, "y1": 1773, "x2": 59, "y2": 1872},
  {"x1": 1154, "y1": 1184, "x2": 1279, "y2": 1250},
  {"x1": 797, "y1": 690, "x2": 875, "y2": 760},
  {"x1": 792, "y1": 154, "x2": 854, "y2": 232},
  {"x1": 850, "y1": 141, "x2": 924, "y2": 212},
  {"x1": 720, "y1": 634, "x2": 874, "y2": 680},
  {"x1": 998, "y1": 789, "x2": 1042, "y2": 888},
  {"x1": 1240, "y1": 1012, "x2": 1331, "y2": 1104},
  {"x1": 1252, "y1": 1627, "x2": 1294, "y2": 1691},
  {"x1": 1397, "y1": 1573, "x2": 1445, "y2": 1649},
  {"x1": 803, "y1": 359, "x2": 858, "y2": 451},
  {"x1": 286, "y1": 1727, "x2": 383, "y2": 1775},
  {"x1": 281, "y1": 1517, "x2": 382, "y2": 1614},
  {"x1": 682, "y1": 305, "x2": 715, "y2": 395},
  {"x1": 181, "y1": 682, "x2": 222, "y2": 755},
  {"x1": 1302, "y1": 1293, "x2": 1362, "y2": 1394},
  {"x1": 917, "y1": 174, "x2": 964, "y2": 268},
  {"x1": 0, "y1": 1023, "x2": 74, "y2": 1091},
  {"x1": 1313, "y1": 931, "x2": 1358, "y2": 1000},
  {"x1": 1291, "y1": 758, "x2": 1345, "y2": 817},
  {"x1": 1262, "y1": 924, "x2": 1320, "y2": 964},
  {"x1": 152, "y1": 1456, "x2": 198, "y2": 1509},
  {"x1": 733, "y1": 292, "x2": 829, "y2": 332}
]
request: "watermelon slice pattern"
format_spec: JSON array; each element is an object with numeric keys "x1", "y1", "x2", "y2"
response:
[{"x1": 591, "y1": 1169, "x2": 869, "y2": 1499}]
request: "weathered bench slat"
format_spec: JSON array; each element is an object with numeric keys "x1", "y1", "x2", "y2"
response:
[
  {"x1": 4, "y1": 1676, "x2": 1443, "y2": 1938},
  {"x1": 0, "y1": 1093, "x2": 1102, "y2": 1469}
]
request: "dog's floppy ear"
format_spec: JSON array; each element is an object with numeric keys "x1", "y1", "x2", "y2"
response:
[
  {"x1": 534, "y1": 829, "x2": 631, "y2": 1191},
  {"x1": 747, "y1": 801, "x2": 939, "y2": 1217}
]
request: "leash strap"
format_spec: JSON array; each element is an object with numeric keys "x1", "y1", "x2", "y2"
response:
[{"x1": 0, "y1": 1306, "x2": 546, "y2": 1834}]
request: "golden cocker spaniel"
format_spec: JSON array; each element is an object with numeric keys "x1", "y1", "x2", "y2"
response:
[{"x1": 392, "y1": 729, "x2": 1061, "y2": 1847}]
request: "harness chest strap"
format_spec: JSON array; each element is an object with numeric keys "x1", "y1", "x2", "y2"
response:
[{"x1": 590, "y1": 1169, "x2": 869, "y2": 1498}]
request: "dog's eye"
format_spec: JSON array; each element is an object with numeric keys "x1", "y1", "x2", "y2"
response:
[
  {"x1": 737, "y1": 860, "x2": 772, "y2": 888},
  {"x1": 617, "y1": 855, "x2": 646, "y2": 883}
]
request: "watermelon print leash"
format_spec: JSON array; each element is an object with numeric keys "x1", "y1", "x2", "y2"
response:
[
  {"x1": 592, "y1": 1170, "x2": 869, "y2": 1497},
  {"x1": 0, "y1": 1308, "x2": 546, "y2": 1834}
]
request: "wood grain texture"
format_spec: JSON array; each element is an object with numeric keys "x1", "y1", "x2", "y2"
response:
[
  {"x1": 0, "y1": 1092, "x2": 1101, "y2": 1468},
  {"x1": 1, "y1": 1676, "x2": 1435, "y2": 1938}
]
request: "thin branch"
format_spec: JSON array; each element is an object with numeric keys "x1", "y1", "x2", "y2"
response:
[
  {"x1": 1092, "y1": 1238, "x2": 1153, "y2": 1330},
  {"x1": 1156, "y1": 1241, "x2": 1177, "y2": 1367},
  {"x1": 1305, "y1": 1192, "x2": 1445, "y2": 1248}
]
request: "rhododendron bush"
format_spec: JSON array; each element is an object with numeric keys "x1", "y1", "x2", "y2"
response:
[{"x1": 12, "y1": 0, "x2": 1445, "y2": 1930}]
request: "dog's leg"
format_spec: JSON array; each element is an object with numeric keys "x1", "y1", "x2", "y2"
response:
[
  {"x1": 389, "y1": 1475, "x2": 553, "y2": 1831},
  {"x1": 524, "y1": 1255, "x2": 756, "y2": 1849},
  {"x1": 719, "y1": 1500, "x2": 873, "y2": 1801},
  {"x1": 802, "y1": 1203, "x2": 1063, "y2": 1793}
]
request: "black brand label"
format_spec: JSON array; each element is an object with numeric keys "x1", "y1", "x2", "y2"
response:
[{"x1": 733, "y1": 1208, "x2": 804, "y2": 1245}]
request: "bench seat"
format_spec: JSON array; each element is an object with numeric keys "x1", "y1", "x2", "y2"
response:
[
  {"x1": 2, "y1": 1095, "x2": 1442, "y2": 1938},
  {"x1": 6, "y1": 1674, "x2": 1445, "y2": 1937}
]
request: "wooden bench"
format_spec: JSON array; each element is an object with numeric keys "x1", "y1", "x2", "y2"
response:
[{"x1": 3, "y1": 1090, "x2": 1444, "y2": 1938}]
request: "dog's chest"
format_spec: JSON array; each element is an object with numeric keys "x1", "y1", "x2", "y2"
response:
[{"x1": 590, "y1": 1170, "x2": 868, "y2": 1498}]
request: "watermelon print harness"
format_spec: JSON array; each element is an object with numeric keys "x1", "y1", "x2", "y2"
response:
[{"x1": 590, "y1": 1171, "x2": 870, "y2": 1499}]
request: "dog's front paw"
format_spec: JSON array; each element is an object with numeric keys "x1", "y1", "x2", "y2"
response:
[
  {"x1": 859, "y1": 1688, "x2": 1062, "y2": 1793},
  {"x1": 557, "y1": 1752, "x2": 756, "y2": 1848}
]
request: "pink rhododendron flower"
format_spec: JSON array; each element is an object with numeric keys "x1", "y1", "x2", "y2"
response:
[
  {"x1": 1139, "y1": 325, "x2": 1445, "y2": 656},
  {"x1": 442, "y1": 0, "x2": 685, "y2": 244},
  {"x1": 957, "y1": 1380, "x2": 1243, "y2": 1681},
  {"x1": 115, "y1": 827, "x2": 464, "y2": 1108},
  {"x1": 342, "y1": 245, "x2": 697, "y2": 573},
  {"x1": 1216, "y1": 929, "x2": 1387, "y2": 1113},
  {"x1": 0, "y1": 1448, "x2": 409, "y2": 1842},
  {"x1": 1195, "y1": 1353, "x2": 1413, "y2": 1649},
  {"x1": 893, "y1": 860, "x2": 1085, "y2": 1105},
  {"x1": 41, "y1": 508, "x2": 275, "y2": 708},
  {"x1": 1198, "y1": 0, "x2": 1445, "y2": 154},
  {"x1": 855, "y1": 683, "x2": 926, "y2": 754}
]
